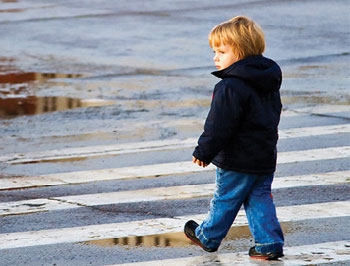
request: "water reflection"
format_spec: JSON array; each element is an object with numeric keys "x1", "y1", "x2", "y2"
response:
[
  {"x1": 83, "y1": 226, "x2": 253, "y2": 248},
  {"x1": 85, "y1": 232, "x2": 192, "y2": 248},
  {"x1": 0, "y1": 70, "x2": 115, "y2": 117},
  {"x1": 0, "y1": 71, "x2": 83, "y2": 84},
  {"x1": 0, "y1": 0, "x2": 20, "y2": 13},
  {"x1": 0, "y1": 96, "x2": 77, "y2": 117},
  {"x1": 82, "y1": 223, "x2": 293, "y2": 249},
  {"x1": 0, "y1": 96, "x2": 115, "y2": 118}
]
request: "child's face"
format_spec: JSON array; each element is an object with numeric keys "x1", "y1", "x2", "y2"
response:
[{"x1": 212, "y1": 43, "x2": 239, "y2": 70}]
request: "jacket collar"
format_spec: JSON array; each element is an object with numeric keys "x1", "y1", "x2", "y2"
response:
[{"x1": 211, "y1": 55, "x2": 264, "y2": 79}]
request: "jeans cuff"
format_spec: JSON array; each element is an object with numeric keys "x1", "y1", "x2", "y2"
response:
[
  {"x1": 255, "y1": 242, "x2": 284, "y2": 253},
  {"x1": 195, "y1": 227, "x2": 221, "y2": 250}
]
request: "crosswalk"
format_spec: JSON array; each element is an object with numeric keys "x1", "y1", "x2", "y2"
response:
[{"x1": 0, "y1": 106, "x2": 349, "y2": 265}]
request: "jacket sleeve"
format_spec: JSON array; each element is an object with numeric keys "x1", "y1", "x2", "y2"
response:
[{"x1": 193, "y1": 79, "x2": 243, "y2": 164}]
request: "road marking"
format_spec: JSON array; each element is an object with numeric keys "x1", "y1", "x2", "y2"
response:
[
  {"x1": 0, "y1": 198, "x2": 79, "y2": 216},
  {"x1": 0, "y1": 201, "x2": 349, "y2": 250},
  {"x1": 0, "y1": 123, "x2": 348, "y2": 164},
  {"x1": 1, "y1": 171, "x2": 349, "y2": 216},
  {"x1": 1, "y1": 145, "x2": 349, "y2": 190},
  {"x1": 0, "y1": 138, "x2": 196, "y2": 164},
  {"x1": 288, "y1": 104, "x2": 350, "y2": 118},
  {"x1": 106, "y1": 240, "x2": 350, "y2": 266},
  {"x1": 277, "y1": 145, "x2": 350, "y2": 163}
]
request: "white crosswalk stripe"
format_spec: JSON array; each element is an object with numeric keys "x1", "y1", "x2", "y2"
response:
[
  {"x1": 1, "y1": 109, "x2": 349, "y2": 265},
  {"x1": 1, "y1": 171, "x2": 349, "y2": 216},
  {"x1": 0, "y1": 123, "x2": 349, "y2": 164},
  {"x1": 1, "y1": 201, "x2": 349, "y2": 250},
  {"x1": 1, "y1": 146, "x2": 349, "y2": 190}
]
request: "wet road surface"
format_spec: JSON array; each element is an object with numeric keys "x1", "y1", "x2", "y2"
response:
[{"x1": 0, "y1": 0, "x2": 349, "y2": 265}]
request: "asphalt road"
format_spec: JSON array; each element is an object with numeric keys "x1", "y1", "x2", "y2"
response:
[{"x1": 0, "y1": 0, "x2": 349, "y2": 265}]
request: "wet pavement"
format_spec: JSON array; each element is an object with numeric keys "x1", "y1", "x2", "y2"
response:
[
  {"x1": 0, "y1": 0, "x2": 349, "y2": 265},
  {"x1": 0, "y1": 0, "x2": 349, "y2": 168}
]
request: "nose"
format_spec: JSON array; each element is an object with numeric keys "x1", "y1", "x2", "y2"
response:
[{"x1": 213, "y1": 53, "x2": 219, "y2": 62}]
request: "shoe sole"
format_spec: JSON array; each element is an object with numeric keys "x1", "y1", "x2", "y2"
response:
[
  {"x1": 184, "y1": 230, "x2": 206, "y2": 250},
  {"x1": 185, "y1": 234, "x2": 217, "y2": 252},
  {"x1": 249, "y1": 254, "x2": 284, "y2": 260}
]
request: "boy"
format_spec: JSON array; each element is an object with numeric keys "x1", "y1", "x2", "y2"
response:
[{"x1": 184, "y1": 16, "x2": 284, "y2": 260}]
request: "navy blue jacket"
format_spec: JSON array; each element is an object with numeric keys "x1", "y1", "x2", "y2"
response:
[{"x1": 193, "y1": 55, "x2": 282, "y2": 174}]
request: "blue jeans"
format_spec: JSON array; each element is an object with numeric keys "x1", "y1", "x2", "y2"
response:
[{"x1": 195, "y1": 168, "x2": 284, "y2": 253}]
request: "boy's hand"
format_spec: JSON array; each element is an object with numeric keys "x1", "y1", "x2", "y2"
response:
[{"x1": 192, "y1": 156, "x2": 209, "y2": 168}]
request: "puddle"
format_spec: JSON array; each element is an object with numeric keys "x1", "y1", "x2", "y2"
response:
[
  {"x1": 0, "y1": 96, "x2": 115, "y2": 118},
  {"x1": 0, "y1": 70, "x2": 115, "y2": 118},
  {"x1": 82, "y1": 226, "x2": 254, "y2": 248},
  {"x1": 0, "y1": 71, "x2": 84, "y2": 84},
  {"x1": 0, "y1": 0, "x2": 20, "y2": 13},
  {"x1": 82, "y1": 222, "x2": 294, "y2": 249}
]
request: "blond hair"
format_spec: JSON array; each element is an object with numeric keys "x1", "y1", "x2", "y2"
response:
[{"x1": 209, "y1": 16, "x2": 265, "y2": 60}]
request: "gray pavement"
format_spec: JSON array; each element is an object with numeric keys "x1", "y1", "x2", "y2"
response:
[{"x1": 0, "y1": 0, "x2": 349, "y2": 265}]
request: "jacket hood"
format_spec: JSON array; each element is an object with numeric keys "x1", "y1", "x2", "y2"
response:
[{"x1": 212, "y1": 55, "x2": 282, "y2": 92}]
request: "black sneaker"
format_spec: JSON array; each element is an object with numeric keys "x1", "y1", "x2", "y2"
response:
[
  {"x1": 184, "y1": 220, "x2": 217, "y2": 252},
  {"x1": 249, "y1": 246, "x2": 284, "y2": 260}
]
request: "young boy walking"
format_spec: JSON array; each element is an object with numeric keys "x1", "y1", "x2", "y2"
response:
[{"x1": 184, "y1": 16, "x2": 284, "y2": 260}]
